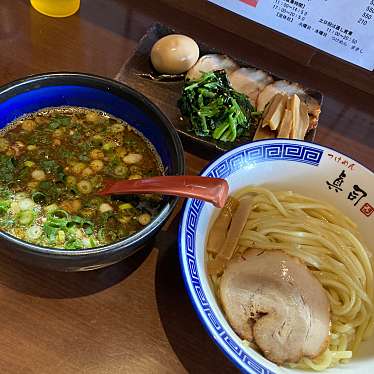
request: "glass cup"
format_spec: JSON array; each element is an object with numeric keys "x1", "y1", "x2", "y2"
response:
[{"x1": 30, "y1": 0, "x2": 80, "y2": 18}]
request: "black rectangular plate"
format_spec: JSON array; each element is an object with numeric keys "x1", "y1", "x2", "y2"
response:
[{"x1": 115, "y1": 23, "x2": 323, "y2": 159}]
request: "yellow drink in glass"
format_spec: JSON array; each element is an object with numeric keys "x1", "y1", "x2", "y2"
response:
[{"x1": 30, "y1": 0, "x2": 80, "y2": 18}]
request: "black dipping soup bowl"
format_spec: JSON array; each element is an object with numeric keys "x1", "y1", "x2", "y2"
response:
[{"x1": 0, "y1": 73, "x2": 185, "y2": 271}]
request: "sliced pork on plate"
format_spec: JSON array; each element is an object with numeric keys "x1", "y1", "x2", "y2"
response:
[
  {"x1": 228, "y1": 68, "x2": 273, "y2": 106},
  {"x1": 256, "y1": 80, "x2": 305, "y2": 111},
  {"x1": 186, "y1": 54, "x2": 238, "y2": 81}
]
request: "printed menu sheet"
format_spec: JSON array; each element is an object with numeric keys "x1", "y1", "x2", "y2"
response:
[{"x1": 208, "y1": 0, "x2": 374, "y2": 70}]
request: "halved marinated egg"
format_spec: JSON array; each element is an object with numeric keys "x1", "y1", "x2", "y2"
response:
[{"x1": 150, "y1": 34, "x2": 199, "y2": 74}]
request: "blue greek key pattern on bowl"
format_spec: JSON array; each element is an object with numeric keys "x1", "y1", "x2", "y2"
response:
[
  {"x1": 181, "y1": 142, "x2": 323, "y2": 374},
  {"x1": 207, "y1": 143, "x2": 323, "y2": 179}
]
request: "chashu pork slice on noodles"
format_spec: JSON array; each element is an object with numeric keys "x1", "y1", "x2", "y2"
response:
[{"x1": 220, "y1": 248, "x2": 330, "y2": 364}]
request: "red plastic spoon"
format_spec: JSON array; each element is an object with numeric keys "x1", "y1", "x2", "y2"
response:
[{"x1": 97, "y1": 176, "x2": 229, "y2": 208}]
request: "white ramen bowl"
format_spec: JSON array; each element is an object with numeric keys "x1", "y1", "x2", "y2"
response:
[{"x1": 178, "y1": 139, "x2": 374, "y2": 374}]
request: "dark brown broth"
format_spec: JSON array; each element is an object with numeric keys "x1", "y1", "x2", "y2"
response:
[{"x1": 0, "y1": 107, "x2": 163, "y2": 249}]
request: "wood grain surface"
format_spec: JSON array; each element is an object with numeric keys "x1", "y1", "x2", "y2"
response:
[{"x1": 0, "y1": 1, "x2": 372, "y2": 373}]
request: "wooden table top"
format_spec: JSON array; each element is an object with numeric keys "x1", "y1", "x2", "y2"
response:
[{"x1": 0, "y1": 1, "x2": 373, "y2": 373}]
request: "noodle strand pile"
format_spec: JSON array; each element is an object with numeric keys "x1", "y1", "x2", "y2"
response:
[{"x1": 210, "y1": 187, "x2": 373, "y2": 371}]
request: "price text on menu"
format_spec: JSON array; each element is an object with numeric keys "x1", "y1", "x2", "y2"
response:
[{"x1": 209, "y1": 0, "x2": 374, "y2": 70}]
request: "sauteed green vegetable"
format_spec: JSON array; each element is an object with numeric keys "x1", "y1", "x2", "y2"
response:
[
  {"x1": 0, "y1": 107, "x2": 163, "y2": 249},
  {"x1": 178, "y1": 70, "x2": 258, "y2": 142}
]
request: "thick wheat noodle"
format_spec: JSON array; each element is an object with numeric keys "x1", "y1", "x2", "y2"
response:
[
  {"x1": 236, "y1": 187, "x2": 289, "y2": 216},
  {"x1": 260, "y1": 229, "x2": 371, "y2": 297},
  {"x1": 329, "y1": 288, "x2": 341, "y2": 305},
  {"x1": 364, "y1": 317, "x2": 374, "y2": 338},
  {"x1": 209, "y1": 187, "x2": 373, "y2": 371},
  {"x1": 328, "y1": 232, "x2": 367, "y2": 287},
  {"x1": 249, "y1": 197, "x2": 356, "y2": 229}
]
